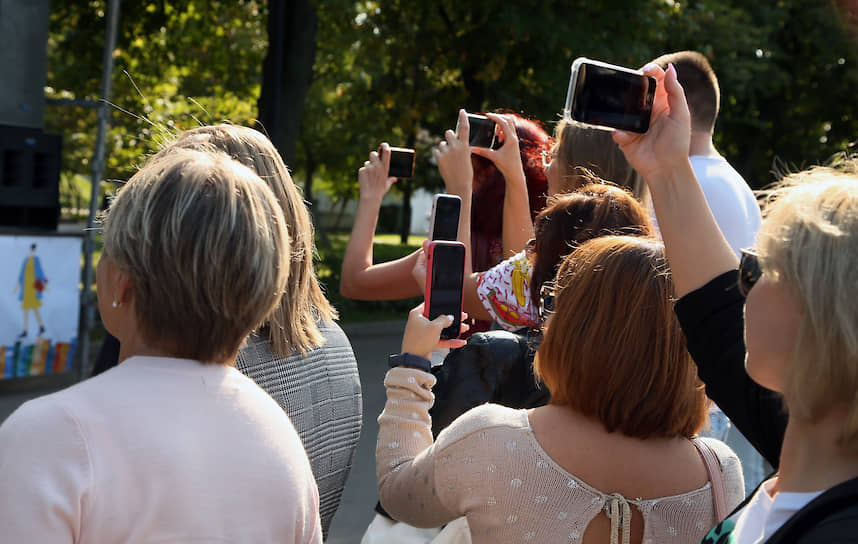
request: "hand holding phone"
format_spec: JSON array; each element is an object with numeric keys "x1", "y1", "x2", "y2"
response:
[
  {"x1": 358, "y1": 144, "x2": 397, "y2": 203},
  {"x1": 457, "y1": 112, "x2": 496, "y2": 148},
  {"x1": 564, "y1": 58, "x2": 656, "y2": 133},
  {"x1": 423, "y1": 241, "x2": 466, "y2": 340},
  {"x1": 435, "y1": 110, "x2": 474, "y2": 196}
]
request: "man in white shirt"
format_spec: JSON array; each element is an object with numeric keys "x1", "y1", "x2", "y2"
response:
[
  {"x1": 652, "y1": 51, "x2": 767, "y2": 496},
  {"x1": 652, "y1": 50, "x2": 762, "y2": 256}
]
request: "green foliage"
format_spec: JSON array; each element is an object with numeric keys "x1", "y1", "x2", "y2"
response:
[{"x1": 46, "y1": 1, "x2": 267, "y2": 183}]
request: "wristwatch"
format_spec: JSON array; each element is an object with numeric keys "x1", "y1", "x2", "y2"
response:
[{"x1": 388, "y1": 353, "x2": 432, "y2": 372}]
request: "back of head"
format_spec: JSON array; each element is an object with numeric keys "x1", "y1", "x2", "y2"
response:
[
  {"x1": 652, "y1": 51, "x2": 720, "y2": 133},
  {"x1": 103, "y1": 148, "x2": 290, "y2": 363},
  {"x1": 756, "y1": 158, "x2": 858, "y2": 450},
  {"x1": 533, "y1": 236, "x2": 706, "y2": 439},
  {"x1": 529, "y1": 183, "x2": 653, "y2": 304},
  {"x1": 552, "y1": 119, "x2": 647, "y2": 199},
  {"x1": 162, "y1": 125, "x2": 336, "y2": 356},
  {"x1": 471, "y1": 113, "x2": 551, "y2": 271}
]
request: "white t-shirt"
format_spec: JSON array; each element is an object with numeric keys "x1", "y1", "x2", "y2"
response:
[
  {"x1": 702, "y1": 477, "x2": 824, "y2": 543},
  {"x1": 651, "y1": 155, "x2": 762, "y2": 256}
]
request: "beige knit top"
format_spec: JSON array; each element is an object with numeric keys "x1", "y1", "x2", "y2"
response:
[{"x1": 376, "y1": 367, "x2": 744, "y2": 544}]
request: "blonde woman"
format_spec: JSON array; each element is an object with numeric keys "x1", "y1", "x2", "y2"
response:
[
  {"x1": 92, "y1": 125, "x2": 361, "y2": 537},
  {"x1": 0, "y1": 149, "x2": 321, "y2": 542},
  {"x1": 615, "y1": 61, "x2": 858, "y2": 542}
]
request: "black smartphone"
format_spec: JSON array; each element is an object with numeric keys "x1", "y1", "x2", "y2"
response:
[
  {"x1": 380, "y1": 146, "x2": 415, "y2": 178},
  {"x1": 428, "y1": 194, "x2": 461, "y2": 241},
  {"x1": 564, "y1": 58, "x2": 656, "y2": 133},
  {"x1": 423, "y1": 241, "x2": 465, "y2": 340},
  {"x1": 457, "y1": 113, "x2": 496, "y2": 148}
]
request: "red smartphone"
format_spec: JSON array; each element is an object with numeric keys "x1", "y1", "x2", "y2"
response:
[{"x1": 423, "y1": 241, "x2": 466, "y2": 340}]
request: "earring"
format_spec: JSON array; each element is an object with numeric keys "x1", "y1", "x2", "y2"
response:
[{"x1": 112, "y1": 300, "x2": 119, "y2": 308}]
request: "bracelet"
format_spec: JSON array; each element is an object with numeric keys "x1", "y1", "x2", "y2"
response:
[{"x1": 388, "y1": 353, "x2": 431, "y2": 372}]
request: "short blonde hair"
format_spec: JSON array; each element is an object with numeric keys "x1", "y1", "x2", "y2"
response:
[
  {"x1": 533, "y1": 236, "x2": 707, "y2": 439},
  {"x1": 103, "y1": 148, "x2": 290, "y2": 363},
  {"x1": 757, "y1": 159, "x2": 858, "y2": 450},
  {"x1": 158, "y1": 125, "x2": 336, "y2": 356}
]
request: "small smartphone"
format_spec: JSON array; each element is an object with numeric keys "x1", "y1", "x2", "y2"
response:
[
  {"x1": 379, "y1": 146, "x2": 416, "y2": 178},
  {"x1": 428, "y1": 194, "x2": 461, "y2": 241},
  {"x1": 457, "y1": 113, "x2": 496, "y2": 149},
  {"x1": 563, "y1": 58, "x2": 656, "y2": 133},
  {"x1": 423, "y1": 241, "x2": 466, "y2": 340}
]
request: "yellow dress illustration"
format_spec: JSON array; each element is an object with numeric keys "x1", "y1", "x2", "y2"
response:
[{"x1": 21, "y1": 257, "x2": 41, "y2": 310}]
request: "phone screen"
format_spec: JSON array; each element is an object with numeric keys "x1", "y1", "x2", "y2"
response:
[
  {"x1": 464, "y1": 114, "x2": 496, "y2": 148},
  {"x1": 387, "y1": 147, "x2": 415, "y2": 178},
  {"x1": 426, "y1": 242, "x2": 465, "y2": 339},
  {"x1": 568, "y1": 61, "x2": 655, "y2": 133},
  {"x1": 430, "y1": 195, "x2": 461, "y2": 241}
]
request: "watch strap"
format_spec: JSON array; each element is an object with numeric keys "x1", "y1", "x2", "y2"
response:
[{"x1": 388, "y1": 353, "x2": 431, "y2": 372}]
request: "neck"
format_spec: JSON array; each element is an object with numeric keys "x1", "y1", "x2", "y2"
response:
[
  {"x1": 688, "y1": 130, "x2": 719, "y2": 158},
  {"x1": 776, "y1": 407, "x2": 858, "y2": 493}
]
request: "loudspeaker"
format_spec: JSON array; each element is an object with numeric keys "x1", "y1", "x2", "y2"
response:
[
  {"x1": 0, "y1": 0, "x2": 51, "y2": 128},
  {"x1": 0, "y1": 125, "x2": 62, "y2": 230}
]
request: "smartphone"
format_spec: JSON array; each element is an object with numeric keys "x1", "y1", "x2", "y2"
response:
[
  {"x1": 428, "y1": 194, "x2": 461, "y2": 241},
  {"x1": 379, "y1": 146, "x2": 415, "y2": 178},
  {"x1": 563, "y1": 58, "x2": 656, "y2": 133},
  {"x1": 457, "y1": 113, "x2": 496, "y2": 148},
  {"x1": 423, "y1": 241, "x2": 466, "y2": 340}
]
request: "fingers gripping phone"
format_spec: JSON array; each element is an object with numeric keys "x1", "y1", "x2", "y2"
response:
[
  {"x1": 564, "y1": 58, "x2": 656, "y2": 133},
  {"x1": 423, "y1": 241, "x2": 466, "y2": 340},
  {"x1": 379, "y1": 146, "x2": 416, "y2": 178},
  {"x1": 428, "y1": 194, "x2": 461, "y2": 241},
  {"x1": 456, "y1": 113, "x2": 496, "y2": 148}
]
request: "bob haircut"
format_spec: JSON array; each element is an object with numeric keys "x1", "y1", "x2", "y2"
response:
[
  {"x1": 552, "y1": 119, "x2": 647, "y2": 202},
  {"x1": 533, "y1": 236, "x2": 707, "y2": 439},
  {"x1": 756, "y1": 159, "x2": 858, "y2": 451},
  {"x1": 471, "y1": 113, "x2": 551, "y2": 271},
  {"x1": 529, "y1": 182, "x2": 653, "y2": 306},
  {"x1": 102, "y1": 148, "x2": 290, "y2": 363},
  {"x1": 157, "y1": 125, "x2": 336, "y2": 356}
]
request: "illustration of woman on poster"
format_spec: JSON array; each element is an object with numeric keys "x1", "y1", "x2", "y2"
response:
[{"x1": 14, "y1": 243, "x2": 48, "y2": 338}]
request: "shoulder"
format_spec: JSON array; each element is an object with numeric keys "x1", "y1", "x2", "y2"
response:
[
  {"x1": 434, "y1": 404, "x2": 527, "y2": 450},
  {"x1": 697, "y1": 436, "x2": 745, "y2": 507}
]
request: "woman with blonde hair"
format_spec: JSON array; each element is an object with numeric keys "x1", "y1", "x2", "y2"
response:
[
  {"x1": 614, "y1": 61, "x2": 858, "y2": 542},
  {"x1": 91, "y1": 125, "x2": 361, "y2": 537},
  {"x1": 0, "y1": 149, "x2": 322, "y2": 542},
  {"x1": 376, "y1": 235, "x2": 744, "y2": 543}
]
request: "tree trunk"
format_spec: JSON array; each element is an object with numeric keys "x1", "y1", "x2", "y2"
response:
[
  {"x1": 398, "y1": 132, "x2": 418, "y2": 244},
  {"x1": 302, "y1": 142, "x2": 331, "y2": 249},
  {"x1": 257, "y1": 0, "x2": 317, "y2": 168}
]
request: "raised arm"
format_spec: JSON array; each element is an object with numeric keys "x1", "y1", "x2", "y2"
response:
[
  {"x1": 472, "y1": 113, "x2": 534, "y2": 257},
  {"x1": 340, "y1": 143, "x2": 423, "y2": 300},
  {"x1": 613, "y1": 63, "x2": 738, "y2": 296}
]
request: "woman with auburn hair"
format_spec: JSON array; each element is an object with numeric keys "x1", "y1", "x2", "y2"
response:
[
  {"x1": 0, "y1": 149, "x2": 322, "y2": 542},
  {"x1": 614, "y1": 61, "x2": 858, "y2": 542},
  {"x1": 375, "y1": 236, "x2": 744, "y2": 544},
  {"x1": 90, "y1": 125, "x2": 361, "y2": 538}
]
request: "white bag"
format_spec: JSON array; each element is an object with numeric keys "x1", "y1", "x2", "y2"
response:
[{"x1": 359, "y1": 514, "x2": 472, "y2": 544}]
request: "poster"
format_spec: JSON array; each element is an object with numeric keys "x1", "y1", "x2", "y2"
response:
[{"x1": 0, "y1": 235, "x2": 81, "y2": 379}]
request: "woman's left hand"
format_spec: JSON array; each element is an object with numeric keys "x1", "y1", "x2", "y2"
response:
[
  {"x1": 471, "y1": 113, "x2": 525, "y2": 183},
  {"x1": 435, "y1": 109, "x2": 474, "y2": 197},
  {"x1": 401, "y1": 303, "x2": 468, "y2": 359}
]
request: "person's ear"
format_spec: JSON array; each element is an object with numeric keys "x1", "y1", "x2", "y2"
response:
[{"x1": 114, "y1": 269, "x2": 135, "y2": 308}]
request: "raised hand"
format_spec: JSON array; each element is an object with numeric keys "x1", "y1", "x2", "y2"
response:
[
  {"x1": 612, "y1": 63, "x2": 692, "y2": 182},
  {"x1": 435, "y1": 109, "x2": 474, "y2": 197},
  {"x1": 471, "y1": 113, "x2": 525, "y2": 182},
  {"x1": 401, "y1": 303, "x2": 469, "y2": 359},
  {"x1": 358, "y1": 143, "x2": 397, "y2": 205}
]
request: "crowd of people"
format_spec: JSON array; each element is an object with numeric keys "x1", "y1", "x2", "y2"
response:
[{"x1": 0, "y1": 49, "x2": 856, "y2": 544}]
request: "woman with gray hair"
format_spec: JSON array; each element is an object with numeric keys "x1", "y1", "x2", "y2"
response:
[{"x1": 0, "y1": 149, "x2": 322, "y2": 542}]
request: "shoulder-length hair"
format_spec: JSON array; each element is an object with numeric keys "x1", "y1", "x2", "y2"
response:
[
  {"x1": 533, "y1": 236, "x2": 707, "y2": 439},
  {"x1": 161, "y1": 124, "x2": 337, "y2": 356},
  {"x1": 529, "y1": 182, "x2": 653, "y2": 307}
]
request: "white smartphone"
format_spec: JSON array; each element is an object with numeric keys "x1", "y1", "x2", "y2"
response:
[{"x1": 428, "y1": 194, "x2": 461, "y2": 241}]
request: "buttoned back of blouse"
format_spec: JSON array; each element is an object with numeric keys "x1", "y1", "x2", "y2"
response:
[{"x1": 376, "y1": 368, "x2": 744, "y2": 544}]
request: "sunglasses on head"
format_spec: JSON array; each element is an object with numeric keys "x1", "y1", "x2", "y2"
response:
[{"x1": 738, "y1": 249, "x2": 762, "y2": 297}]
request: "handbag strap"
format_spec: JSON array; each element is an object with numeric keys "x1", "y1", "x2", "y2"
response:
[{"x1": 693, "y1": 437, "x2": 728, "y2": 522}]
